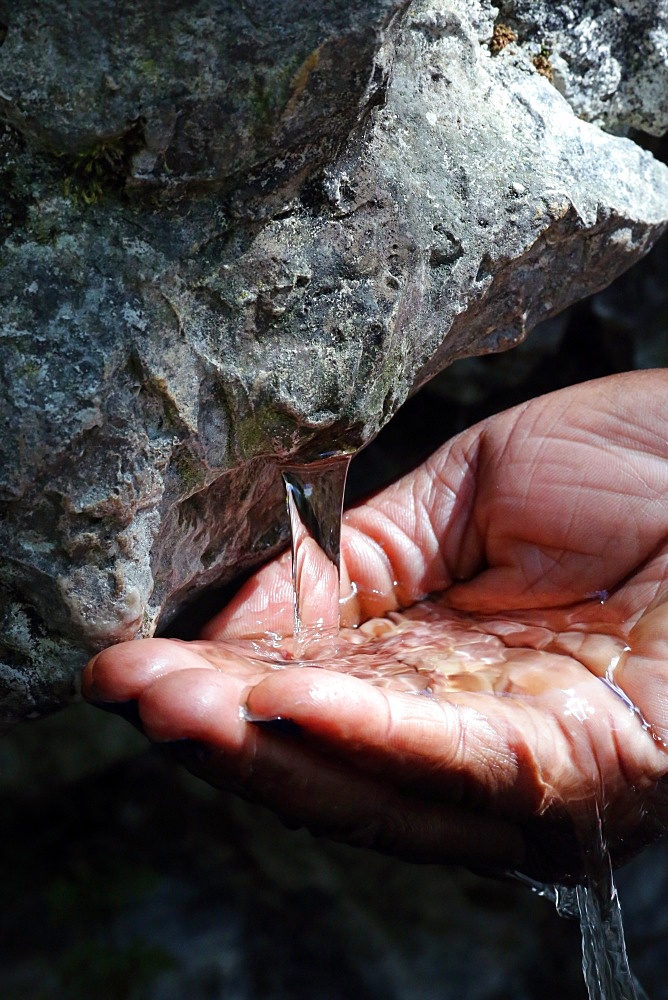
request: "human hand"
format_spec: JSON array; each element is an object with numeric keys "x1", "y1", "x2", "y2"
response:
[{"x1": 83, "y1": 370, "x2": 668, "y2": 882}]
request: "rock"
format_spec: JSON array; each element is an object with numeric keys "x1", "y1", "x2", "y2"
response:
[
  {"x1": 1, "y1": 0, "x2": 668, "y2": 728},
  {"x1": 491, "y1": 1, "x2": 668, "y2": 135}
]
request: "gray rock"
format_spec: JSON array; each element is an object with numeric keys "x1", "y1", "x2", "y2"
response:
[
  {"x1": 1, "y1": 0, "x2": 668, "y2": 728},
  {"x1": 491, "y1": 0, "x2": 668, "y2": 136}
]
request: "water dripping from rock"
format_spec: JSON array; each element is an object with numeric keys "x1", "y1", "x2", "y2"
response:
[{"x1": 281, "y1": 452, "x2": 352, "y2": 658}]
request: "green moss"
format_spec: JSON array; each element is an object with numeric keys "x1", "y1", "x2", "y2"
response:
[
  {"x1": 56, "y1": 939, "x2": 175, "y2": 1000},
  {"x1": 236, "y1": 405, "x2": 298, "y2": 459},
  {"x1": 46, "y1": 862, "x2": 158, "y2": 925},
  {"x1": 137, "y1": 57, "x2": 161, "y2": 83},
  {"x1": 248, "y1": 48, "x2": 320, "y2": 130},
  {"x1": 62, "y1": 119, "x2": 146, "y2": 205},
  {"x1": 45, "y1": 861, "x2": 175, "y2": 1000},
  {"x1": 248, "y1": 74, "x2": 276, "y2": 127},
  {"x1": 17, "y1": 359, "x2": 41, "y2": 379},
  {"x1": 531, "y1": 43, "x2": 554, "y2": 81},
  {"x1": 173, "y1": 451, "x2": 205, "y2": 494}
]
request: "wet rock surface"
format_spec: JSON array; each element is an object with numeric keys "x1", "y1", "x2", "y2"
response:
[{"x1": 1, "y1": 0, "x2": 668, "y2": 726}]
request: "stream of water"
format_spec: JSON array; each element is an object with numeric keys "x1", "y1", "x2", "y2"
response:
[
  {"x1": 573, "y1": 874, "x2": 649, "y2": 1000},
  {"x1": 272, "y1": 453, "x2": 651, "y2": 999},
  {"x1": 520, "y1": 813, "x2": 650, "y2": 1000},
  {"x1": 281, "y1": 452, "x2": 352, "y2": 658},
  {"x1": 575, "y1": 809, "x2": 648, "y2": 1000}
]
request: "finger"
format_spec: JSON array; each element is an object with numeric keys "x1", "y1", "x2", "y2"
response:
[
  {"x1": 201, "y1": 546, "x2": 362, "y2": 638},
  {"x1": 243, "y1": 666, "x2": 542, "y2": 814},
  {"x1": 450, "y1": 371, "x2": 668, "y2": 609},
  {"x1": 243, "y1": 662, "x2": 668, "y2": 818},
  {"x1": 138, "y1": 667, "x2": 249, "y2": 743},
  {"x1": 340, "y1": 436, "x2": 479, "y2": 617},
  {"x1": 138, "y1": 669, "x2": 525, "y2": 869},
  {"x1": 83, "y1": 637, "x2": 215, "y2": 703},
  {"x1": 617, "y1": 592, "x2": 668, "y2": 747},
  {"x1": 200, "y1": 551, "x2": 295, "y2": 639},
  {"x1": 351, "y1": 370, "x2": 668, "y2": 613}
]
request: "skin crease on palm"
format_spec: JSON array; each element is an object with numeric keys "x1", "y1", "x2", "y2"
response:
[{"x1": 84, "y1": 369, "x2": 668, "y2": 884}]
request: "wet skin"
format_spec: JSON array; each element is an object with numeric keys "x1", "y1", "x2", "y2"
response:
[{"x1": 84, "y1": 370, "x2": 668, "y2": 883}]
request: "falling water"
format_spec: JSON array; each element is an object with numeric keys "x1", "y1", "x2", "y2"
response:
[
  {"x1": 555, "y1": 808, "x2": 650, "y2": 1000},
  {"x1": 574, "y1": 877, "x2": 649, "y2": 1000},
  {"x1": 518, "y1": 806, "x2": 650, "y2": 1000},
  {"x1": 281, "y1": 452, "x2": 352, "y2": 658}
]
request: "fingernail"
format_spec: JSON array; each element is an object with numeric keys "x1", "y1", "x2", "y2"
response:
[{"x1": 85, "y1": 653, "x2": 100, "y2": 673}]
